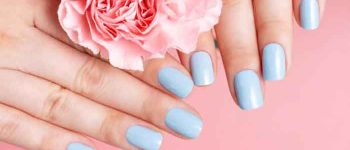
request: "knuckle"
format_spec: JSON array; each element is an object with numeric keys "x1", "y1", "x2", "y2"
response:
[
  {"x1": 0, "y1": 113, "x2": 20, "y2": 141},
  {"x1": 141, "y1": 90, "x2": 163, "y2": 123},
  {"x1": 138, "y1": 90, "x2": 170, "y2": 124},
  {"x1": 256, "y1": 18, "x2": 292, "y2": 45},
  {"x1": 222, "y1": 48, "x2": 260, "y2": 69},
  {"x1": 99, "y1": 111, "x2": 125, "y2": 144},
  {"x1": 0, "y1": 29, "x2": 35, "y2": 70},
  {"x1": 222, "y1": 0, "x2": 243, "y2": 7},
  {"x1": 0, "y1": 31, "x2": 14, "y2": 45},
  {"x1": 221, "y1": 43, "x2": 256, "y2": 56},
  {"x1": 0, "y1": 31, "x2": 17, "y2": 60},
  {"x1": 38, "y1": 131, "x2": 64, "y2": 150},
  {"x1": 42, "y1": 84, "x2": 70, "y2": 122},
  {"x1": 257, "y1": 19, "x2": 291, "y2": 34},
  {"x1": 73, "y1": 57, "x2": 107, "y2": 96}
]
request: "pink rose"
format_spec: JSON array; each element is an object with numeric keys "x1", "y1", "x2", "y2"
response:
[{"x1": 58, "y1": 0, "x2": 222, "y2": 70}]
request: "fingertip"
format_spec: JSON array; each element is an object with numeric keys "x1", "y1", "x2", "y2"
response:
[
  {"x1": 262, "y1": 43, "x2": 286, "y2": 81},
  {"x1": 191, "y1": 51, "x2": 215, "y2": 86},
  {"x1": 295, "y1": 0, "x2": 324, "y2": 30},
  {"x1": 179, "y1": 32, "x2": 218, "y2": 87}
]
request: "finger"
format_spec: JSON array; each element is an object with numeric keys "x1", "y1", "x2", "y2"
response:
[
  {"x1": 0, "y1": 103, "x2": 94, "y2": 150},
  {"x1": 128, "y1": 54, "x2": 194, "y2": 99},
  {"x1": 293, "y1": 0, "x2": 326, "y2": 30},
  {"x1": 215, "y1": 0, "x2": 264, "y2": 110},
  {"x1": 32, "y1": 0, "x2": 194, "y2": 99},
  {"x1": 254, "y1": 0, "x2": 293, "y2": 80},
  {"x1": 0, "y1": 69, "x2": 164, "y2": 150},
  {"x1": 178, "y1": 32, "x2": 217, "y2": 86},
  {"x1": 3, "y1": 30, "x2": 204, "y2": 140},
  {"x1": 32, "y1": 0, "x2": 88, "y2": 53}
]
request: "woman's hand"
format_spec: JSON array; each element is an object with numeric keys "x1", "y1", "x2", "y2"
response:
[
  {"x1": 212, "y1": 0, "x2": 326, "y2": 110},
  {"x1": 0, "y1": 0, "x2": 206, "y2": 150}
]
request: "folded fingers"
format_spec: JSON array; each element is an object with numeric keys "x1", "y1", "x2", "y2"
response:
[{"x1": 2, "y1": 28, "x2": 204, "y2": 141}]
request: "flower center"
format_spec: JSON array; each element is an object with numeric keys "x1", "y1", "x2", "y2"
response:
[{"x1": 90, "y1": 0, "x2": 157, "y2": 39}]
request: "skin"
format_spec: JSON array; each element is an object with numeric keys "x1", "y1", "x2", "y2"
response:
[
  {"x1": 0, "y1": 0, "x2": 204, "y2": 149},
  {"x1": 181, "y1": 0, "x2": 326, "y2": 108},
  {"x1": 0, "y1": 0, "x2": 327, "y2": 150}
]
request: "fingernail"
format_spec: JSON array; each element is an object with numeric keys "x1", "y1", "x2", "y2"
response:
[
  {"x1": 67, "y1": 143, "x2": 93, "y2": 150},
  {"x1": 300, "y1": 0, "x2": 320, "y2": 30},
  {"x1": 263, "y1": 43, "x2": 286, "y2": 81},
  {"x1": 191, "y1": 51, "x2": 215, "y2": 86},
  {"x1": 158, "y1": 67, "x2": 194, "y2": 98},
  {"x1": 165, "y1": 108, "x2": 203, "y2": 139},
  {"x1": 126, "y1": 125, "x2": 163, "y2": 150},
  {"x1": 234, "y1": 70, "x2": 263, "y2": 110}
]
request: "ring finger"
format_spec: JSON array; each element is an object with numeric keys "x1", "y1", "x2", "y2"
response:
[
  {"x1": 215, "y1": 0, "x2": 264, "y2": 110},
  {"x1": 254, "y1": 0, "x2": 293, "y2": 81}
]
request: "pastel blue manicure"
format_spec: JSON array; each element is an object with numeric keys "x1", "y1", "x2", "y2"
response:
[
  {"x1": 67, "y1": 143, "x2": 93, "y2": 150},
  {"x1": 165, "y1": 108, "x2": 203, "y2": 139},
  {"x1": 263, "y1": 43, "x2": 286, "y2": 81},
  {"x1": 126, "y1": 125, "x2": 163, "y2": 150},
  {"x1": 158, "y1": 67, "x2": 194, "y2": 98},
  {"x1": 234, "y1": 70, "x2": 263, "y2": 110},
  {"x1": 191, "y1": 51, "x2": 215, "y2": 86},
  {"x1": 300, "y1": 0, "x2": 320, "y2": 30}
]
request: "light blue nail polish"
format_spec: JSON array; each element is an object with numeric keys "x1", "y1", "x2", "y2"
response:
[
  {"x1": 126, "y1": 125, "x2": 163, "y2": 150},
  {"x1": 263, "y1": 43, "x2": 286, "y2": 81},
  {"x1": 165, "y1": 108, "x2": 203, "y2": 139},
  {"x1": 234, "y1": 70, "x2": 263, "y2": 110},
  {"x1": 191, "y1": 51, "x2": 215, "y2": 86},
  {"x1": 67, "y1": 143, "x2": 93, "y2": 150},
  {"x1": 300, "y1": 0, "x2": 320, "y2": 30},
  {"x1": 158, "y1": 67, "x2": 194, "y2": 98}
]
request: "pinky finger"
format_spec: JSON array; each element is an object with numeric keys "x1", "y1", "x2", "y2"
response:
[
  {"x1": 293, "y1": 0, "x2": 327, "y2": 30},
  {"x1": 0, "y1": 103, "x2": 94, "y2": 150}
]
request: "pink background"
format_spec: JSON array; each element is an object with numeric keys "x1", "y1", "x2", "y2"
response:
[{"x1": 1, "y1": 0, "x2": 350, "y2": 149}]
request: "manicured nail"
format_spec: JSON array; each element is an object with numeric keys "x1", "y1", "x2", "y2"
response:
[
  {"x1": 300, "y1": 0, "x2": 320, "y2": 30},
  {"x1": 165, "y1": 108, "x2": 203, "y2": 139},
  {"x1": 263, "y1": 43, "x2": 286, "y2": 81},
  {"x1": 67, "y1": 143, "x2": 93, "y2": 150},
  {"x1": 234, "y1": 70, "x2": 263, "y2": 110},
  {"x1": 126, "y1": 125, "x2": 163, "y2": 150},
  {"x1": 158, "y1": 67, "x2": 194, "y2": 98},
  {"x1": 191, "y1": 51, "x2": 215, "y2": 86}
]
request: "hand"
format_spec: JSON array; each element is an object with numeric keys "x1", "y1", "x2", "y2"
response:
[
  {"x1": 212, "y1": 0, "x2": 326, "y2": 110},
  {"x1": 0, "y1": 0, "x2": 205, "y2": 149}
]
